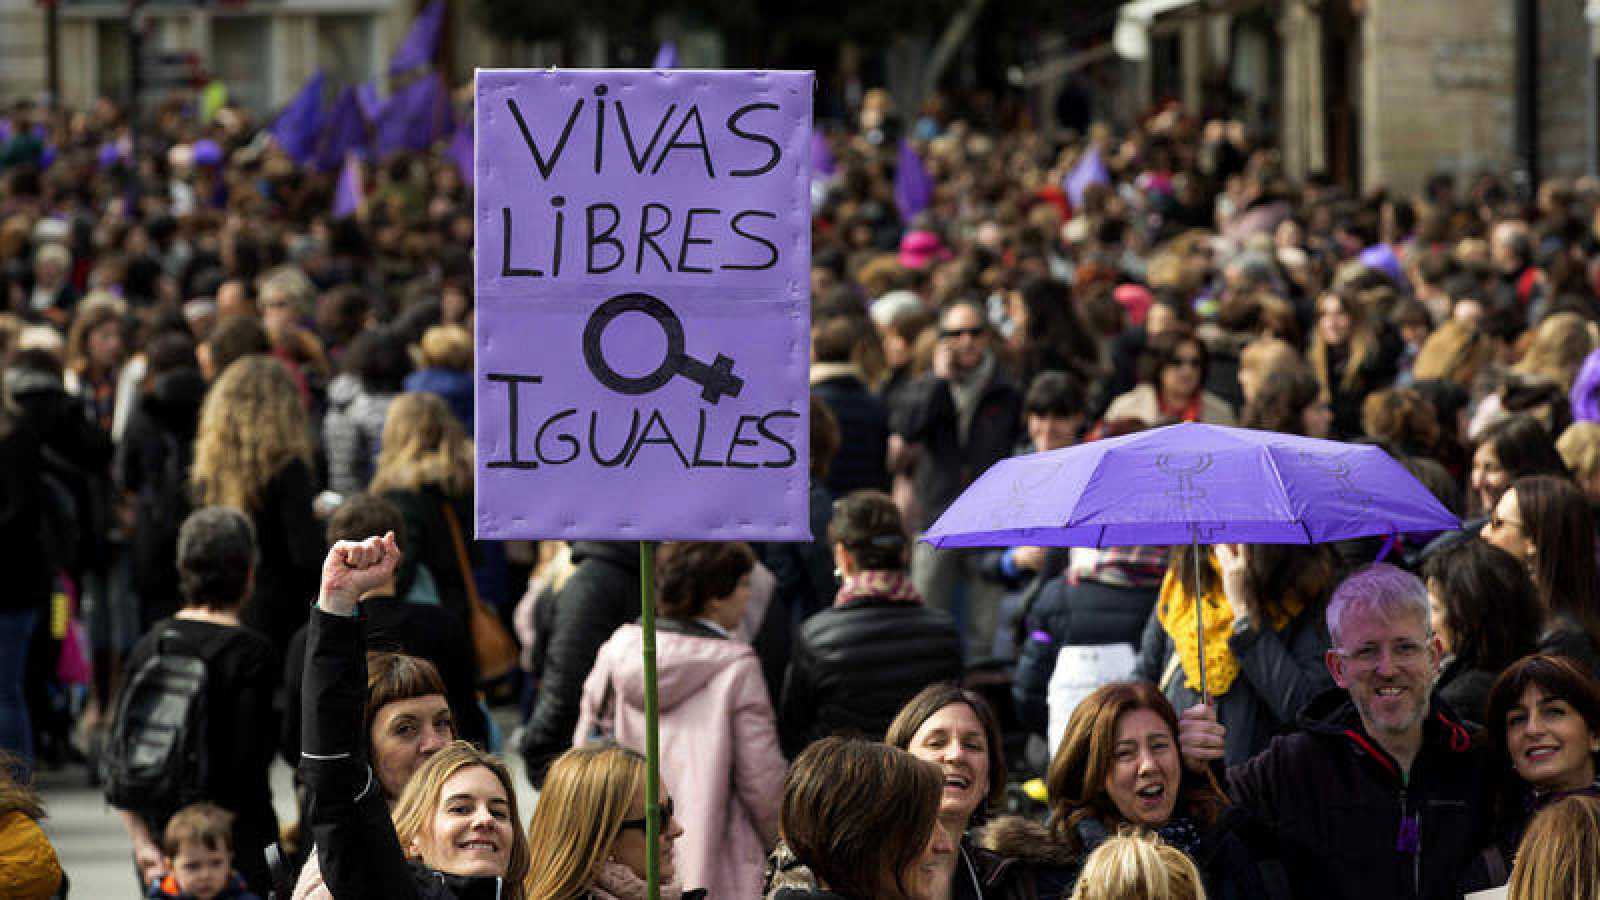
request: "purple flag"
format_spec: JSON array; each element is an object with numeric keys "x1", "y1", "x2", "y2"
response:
[
  {"x1": 357, "y1": 81, "x2": 382, "y2": 122},
  {"x1": 652, "y1": 41, "x2": 678, "y2": 69},
  {"x1": 1063, "y1": 145, "x2": 1110, "y2": 209},
  {"x1": 376, "y1": 73, "x2": 453, "y2": 155},
  {"x1": 473, "y1": 69, "x2": 814, "y2": 541},
  {"x1": 315, "y1": 88, "x2": 370, "y2": 174},
  {"x1": 270, "y1": 70, "x2": 326, "y2": 165},
  {"x1": 450, "y1": 123, "x2": 472, "y2": 185},
  {"x1": 333, "y1": 154, "x2": 363, "y2": 218},
  {"x1": 389, "y1": 0, "x2": 445, "y2": 76},
  {"x1": 811, "y1": 127, "x2": 835, "y2": 177},
  {"x1": 0, "y1": 119, "x2": 11, "y2": 146},
  {"x1": 894, "y1": 139, "x2": 932, "y2": 222}
]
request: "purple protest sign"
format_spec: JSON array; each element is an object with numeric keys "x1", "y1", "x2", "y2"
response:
[{"x1": 474, "y1": 69, "x2": 814, "y2": 541}]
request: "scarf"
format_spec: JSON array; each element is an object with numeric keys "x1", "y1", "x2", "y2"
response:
[
  {"x1": 1155, "y1": 550, "x2": 1302, "y2": 697},
  {"x1": 834, "y1": 570, "x2": 923, "y2": 608},
  {"x1": 1156, "y1": 816, "x2": 1203, "y2": 860},
  {"x1": 1527, "y1": 778, "x2": 1600, "y2": 818},
  {"x1": 950, "y1": 352, "x2": 996, "y2": 445},
  {"x1": 590, "y1": 860, "x2": 685, "y2": 900}
]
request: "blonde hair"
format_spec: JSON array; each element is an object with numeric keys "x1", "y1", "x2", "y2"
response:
[
  {"x1": 1507, "y1": 795, "x2": 1600, "y2": 900},
  {"x1": 392, "y1": 741, "x2": 528, "y2": 899},
  {"x1": 1516, "y1": 312, "x2": 1595, "y2": 391},
  {"x1": 370, "y1": 392, "x2": 474, "y2": 496},
  {"x1": 524, "y1": 743, "x2": 646, "y2": 900},
  {"x1": 1558, "y1": 421, "x2": 1600, "y2": 482},
  {"x1": 415, "y1": 325, "x2": 473, "y2": 371},
  {"x1": 191, "y1": 356, "x2": 313, "y2": 511},
  {"x1": 1069, "y1": 830, "x2": 1207, "y2": 900},
  {"x1": 1412, "y1": 320, "x2": 1494, "y2": 387}
]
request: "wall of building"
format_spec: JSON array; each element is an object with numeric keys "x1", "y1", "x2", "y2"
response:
[{"x1": 1360, "y1": 0, "x2": 1517, "y2": 193}]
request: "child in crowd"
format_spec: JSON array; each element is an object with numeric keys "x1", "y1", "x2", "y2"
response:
[{"x1": 148, "y1": 803, "x2": 260, "y2": 900}]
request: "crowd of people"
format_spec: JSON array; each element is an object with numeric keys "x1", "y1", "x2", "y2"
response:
[{"x1": 5, "y1": 76, "x2": 1600, "y2": 900}]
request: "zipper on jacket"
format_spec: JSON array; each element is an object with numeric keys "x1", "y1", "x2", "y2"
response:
[{"x1": 1396, "y1": 773, "x2": 1421, "y2": 898}]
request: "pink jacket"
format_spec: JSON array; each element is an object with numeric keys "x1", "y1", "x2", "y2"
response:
[{"x1": 575, "y1": 623, "x2": 786, "y2": 900}]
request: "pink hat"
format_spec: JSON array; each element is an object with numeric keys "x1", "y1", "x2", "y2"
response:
[
  {"x1": 1114, "y1": 284, "x2": 1155, "y2": 327},
  {"x1": 898, "y1": 230, "x2": 951, "y2": 270}
]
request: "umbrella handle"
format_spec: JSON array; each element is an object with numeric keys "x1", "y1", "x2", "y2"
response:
[{"x1": 1192, "y1": 533, "x2": 1209, "y2": 705}]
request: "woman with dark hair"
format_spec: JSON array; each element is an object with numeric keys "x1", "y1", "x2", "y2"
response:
[
  {"x1": 779, "y1": 492, "x2": 962, "y2": 756},
  {"x1": 1005, "y1": 277, "x2": 1099, "y2": 387},
  {"x1": 1482, "y1": 476, "x2": 1600, "y2": 676},
  {"x1": 885, "y1": 684, "x2": 1032, "y2": 900},
  {"x1": 1101, "y1": 332, "x2": 1236, "y2": 431},
  {"x1": 1422, "y1": 538, "x2": 1543, "y2": 724},
  {"x1": 1308, "y1": 287, "x2": 1400, "y2": 439},
  {"x1": 576, "y1": 541, "x2": 786, "y2": 900},
  {"x1": 1469, "y1": 415, "x2": 1568, "y2": 519},
  {"x1": 1239, "y1": 369, "x2": 1332, "y2": 438},
  {"x1": 324, "y1": 326, "x2": 411, "y2": 496},
  {"x1": 1136, "y1": 543, "x2": 1337, "y2": 766},
  {"x1": 1478, "y1": 655, "x2": 1600, "y2": 878},
  {"x1": 979, "y1": 682, "x2": 1273, "y2": 898},
  {"x1": 770, "y1": 736, "x2": 952, "y2": 900}
]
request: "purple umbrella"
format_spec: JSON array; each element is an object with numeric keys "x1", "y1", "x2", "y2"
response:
[{"x1": 922, "y1": 422, "x2": 1459, "y2": 695}]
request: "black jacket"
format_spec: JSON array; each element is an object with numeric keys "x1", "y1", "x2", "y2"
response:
[
  {"x1": 1013, "y1": 576, "x2": 1158, "y2": 736},
  {"x1": 381, "y1": 486, "x2": 476, "y2": 627},
  {"x1": 299, "y1": 607, "x2": 511, "y2": 900},
  {"x1": 890, "y1": 368, "x2": 1023, "y2": 531},
  {"x1": 115, "y1": 367, "x2": 204, "y2": 629},
  {"x1": 1223, "y1": 689, "x2": 1495, "y2": 900},
  {"x1": 0, "y1": 412, "x2": 50, "y2": 613},
  {"x1": 811, "y1": 368, "x2": 891, "y2": 496},
  {"x1": 520, "y1": 541, "x2": 639, "y2": 785},
  {"x1": 778, "y1": 595, "x2": 962, "y2": 756},
  {"x1": 1433, "y1": 656, "x2": 1497, "y2": 727},
  {"x1": 243, "y1": 458, "x2": 325, "y2": 659},
  {"x1": 978, "y1": 812, "x2": 1286, "y2": 900}
]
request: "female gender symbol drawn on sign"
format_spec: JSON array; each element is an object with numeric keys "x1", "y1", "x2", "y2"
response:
[{"x1": 581, "y1": 292, "x2": 745, "y2": 404}]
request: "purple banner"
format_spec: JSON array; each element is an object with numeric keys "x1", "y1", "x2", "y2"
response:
[{"x1": 474, "y1": 69, "x2": 814, "y2": 541}]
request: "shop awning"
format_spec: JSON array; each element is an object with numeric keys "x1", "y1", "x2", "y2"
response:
[{"x1": 1114, "y1": 0, "x2": 1205, "y2": 60}]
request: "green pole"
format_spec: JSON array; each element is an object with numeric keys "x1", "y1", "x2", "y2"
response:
[{"x1": 639, "y1": 540, "x2": 662, "y2": 900}]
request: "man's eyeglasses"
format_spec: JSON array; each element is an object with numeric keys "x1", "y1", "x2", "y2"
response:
[
  {"x1": 1338, "y1": 639, "x2": 1428, "y2": 668},
  {"x1": 939, "y1": 326, "x2": 985, "y2": 340},
  {"x1": 620, "y1": 797, "x2": 674, "y2": 832}
]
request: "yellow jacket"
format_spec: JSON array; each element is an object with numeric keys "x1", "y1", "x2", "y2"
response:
[{"x1": 0, "y1": 810, "x2": 63, "y2": 899}]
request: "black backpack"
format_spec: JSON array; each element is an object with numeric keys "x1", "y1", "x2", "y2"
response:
[{"x1": 103, "y1": 627, "x2": 210, "y2": 824}]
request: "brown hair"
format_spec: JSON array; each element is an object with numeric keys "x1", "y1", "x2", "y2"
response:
[
  {"x1": 781, "y1": 737, "x2": 941, "y2": 900},
  {"x1": 328, "y1": 493, "x2": 407, "y2": 549},
  {"x1": 365, "y1": 651, "x2": 448, "y2": 744},
  {"x1": 827, "y1": 491, "x2": 909, "y2": 572},
  {"x1": 0, "y1": 752, "x2": 45, "y2": 820},
  {"x1": 810, "y1": 394, "x2": 841, "y2": 479},
  {"x1": 1309, "y1": 287, "x2": 1377, "y2": 392},
  {"x1": 1508, "y1": 795, "x2": 1600, "y2": 900},
  {"x1": 370, "y1": 392, "x2": 473, "y2": 497},
  {"x1": 1557, "y1": 422, "x2": 1600, "y2": 482},
  {"x1": 1512, "y1": 475, "x2": 1600, "y2": 644},
  {"x1": 1361, "y1": 388, "x2": 1440, "y2": 453},
  {"x1": 64, "y1": 295, "x2": 125, "y2": 377},
  {"x1": 1046, "y1": 682, "x2": 1225, "y2": 852},
  {"x1": 162, "y1": 802, "x2": 234, "y2": 857},
  {"x1": 391, "y1": 742, "x2": 529, "y2": 898},
  {"x1": 655, "y1": 541, "x2": 756, "y2": 619},
  {"x1": 1412, "y1": 320, "x2": 1492, "y2": 387},
  {"x1": 1486, "y1": 655, "x2": 1600, "y2": 770},
  {"x1": 884, "y1": 683, "x2": 1008, "y2": 811}
]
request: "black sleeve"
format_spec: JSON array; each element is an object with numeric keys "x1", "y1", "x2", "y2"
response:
[
  {"x1": 889, "y1": 376, "x2": 955, "y2": 442},
  {"x1": 520, "y1": 576, "x2": 622, "y2": 784},
  {"x1": 778, "y1": 639, "x2": 818, "y2": 758},
  {"x1": 276, "y1": 459, "x2": 326, "y2": 578},
  {"x1": 279, "y1": 629, "x2": 308, "y2": 768},
  {"x1": 299, "y1": 608, "x2": 419, "y2": 900}
]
